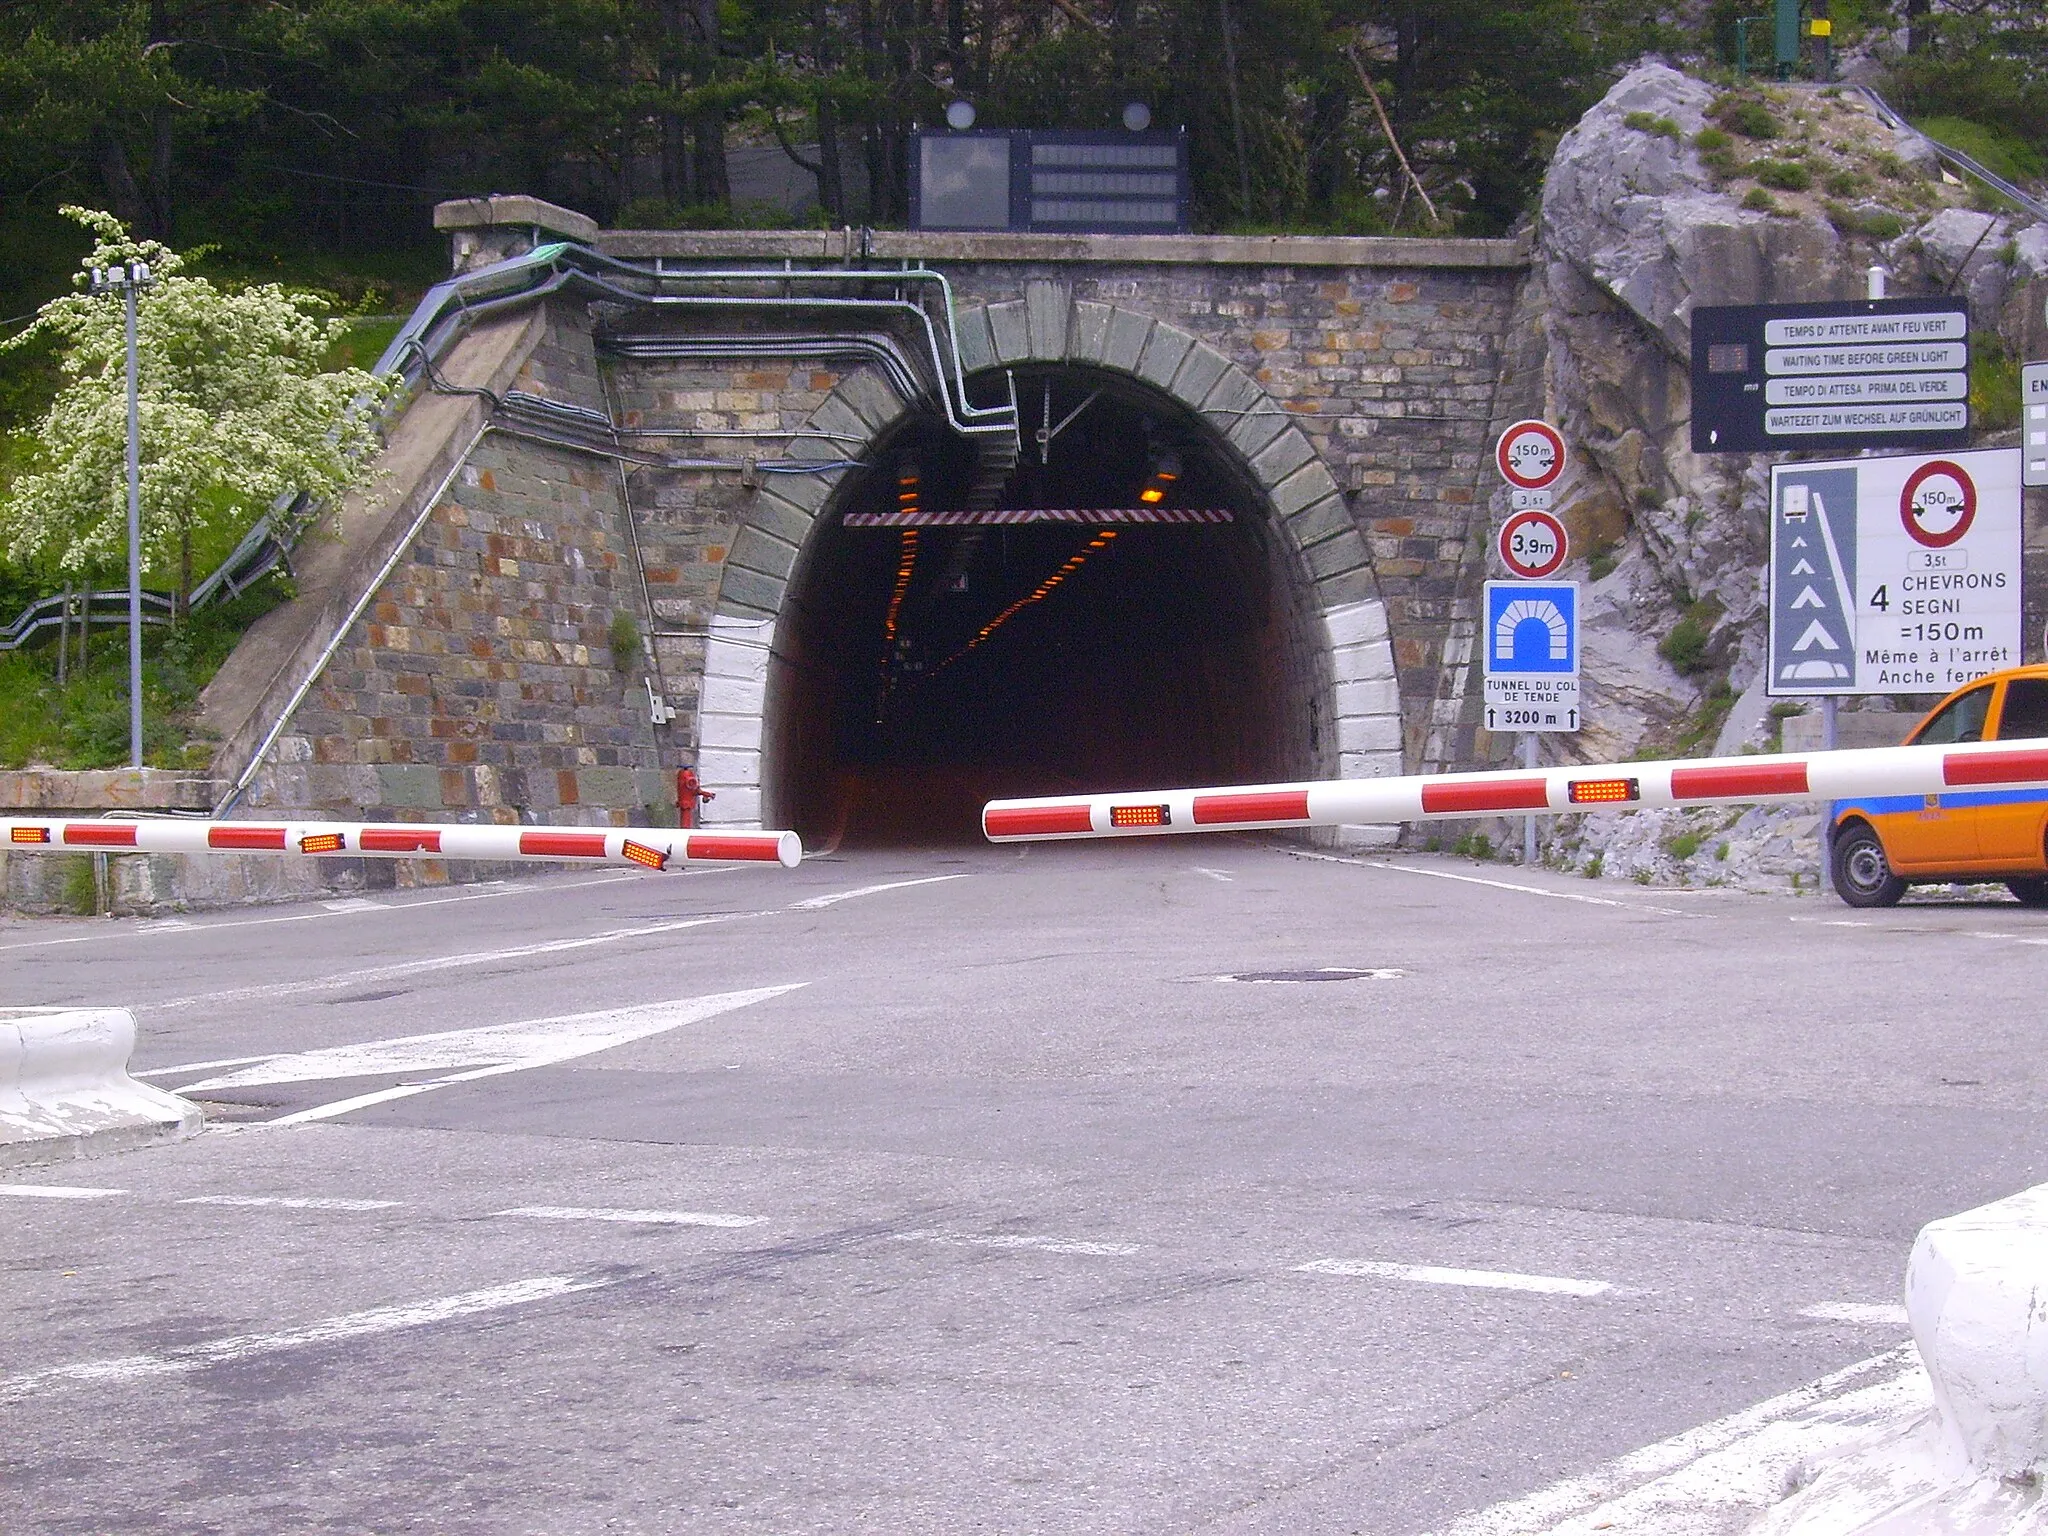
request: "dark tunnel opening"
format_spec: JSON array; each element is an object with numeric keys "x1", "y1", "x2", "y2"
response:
[{"x1": 768, "y1": 366, "x2": 1328, "y2": 846}]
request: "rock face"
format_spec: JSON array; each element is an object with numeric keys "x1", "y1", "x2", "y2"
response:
[{"x1": 1487, "y1": 60, "x2": 2048, "y2": 888}]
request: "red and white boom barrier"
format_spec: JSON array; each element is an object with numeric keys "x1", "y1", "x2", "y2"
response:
[
  {"x1": 981, "y1": 737, "x2": 2048, "y2": 843},
  {"x1": 1, "y1": 818, "x2": 802, "y2": 871}
]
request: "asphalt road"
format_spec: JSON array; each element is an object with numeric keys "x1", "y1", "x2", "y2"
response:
[{"x1": 3, "y1": 840, "x2": 2045, "y2": 1534}]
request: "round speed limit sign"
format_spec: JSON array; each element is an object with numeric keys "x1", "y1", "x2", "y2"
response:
[
  {"x1": 1495, "y1": 419, "x2": 1566, "y2": 491},
  {"x1": 1497, "y1": 508, "x2": 1570, "y2": 579}
]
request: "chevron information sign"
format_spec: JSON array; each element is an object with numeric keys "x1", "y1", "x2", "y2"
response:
[{"x1": 1768, "y1": 448, "x2": 2021, "y2": 697}]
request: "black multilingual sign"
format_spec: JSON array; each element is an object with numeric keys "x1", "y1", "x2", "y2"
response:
[{"x1": 1691, "y1": 298, "x2": 1971, "y2": 454}]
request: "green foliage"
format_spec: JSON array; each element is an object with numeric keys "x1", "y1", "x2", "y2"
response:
[
  {"x1": 608, "y1": 610, "x2": 640, "y2": 672},
  {"x1": 61, "y1": 855, "x2": 101, "y2": 917},
  {"x1": 0, "y1": 209, "x2": 389, "y2": 600},
  {"x1": 1823, "y1": 168, "x2": 1870, "y2": 198},
  {"x1": 1912, "y1": 116, "x2": 2047, "y2": 187},
  {"x1": 1712, "y1": 95, "x2": 1781, "y2": 140},
  {"x1": 1453, "y1": 831, "x2": 1494, "y2": 861},
  {"x1": 1694, "y1": 126, "x2": 1731, "y2": 152},
  {"x1": 1659, "y1": 598, "x2": 1724, "y2": 677},
  {"x1": 1741, "y1": 186, "x2": 1779, "y2": 213},
  {"x1": 1751, "y1": 159, "x2": 1812, "y2": 191},
  {"x1": 1624, "y1": 112, "x2": 1682, "y2": 140},
  {"x1": 1586, "y1": 538, "x2": 1620, "y2": 583},
  {"x1": 1663, "y1": 829, "x2": 1703, "y2": 861},
  {"x1": 1582, "y1": 853, "x2": 1602, "y2": 879},
  {"x1": 1885, "y1": 7, "x2": 2048, "y2": 160},
  {"x1": 1971, "y1": 331, "x2": 2022, "y2": 433}
]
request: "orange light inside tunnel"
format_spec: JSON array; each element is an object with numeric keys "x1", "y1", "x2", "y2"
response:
[
  {"x1": 1110, "y1": 804, "x2": 1171, "y2": 828},
  {"x1": 1567, "y1": 778, "x2": 1639, "y2": 805},
  {"x1": 1138, "y1": 487, "x2": 1165, "y2": 504},
  {"x1": 298, "y1": 832, "x2": 347, "y2": 854}
]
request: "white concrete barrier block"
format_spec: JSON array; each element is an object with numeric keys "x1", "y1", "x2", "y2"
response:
[
  {"x1": 1322, "y1": 598, "x2": 1390, "y2": 651},
  {"x1": 0, "y1": 1007, "x2": 201, "y2": 1167},
  {"x1": 697, "y1": 710, "x2": 764, "y2": 753},
  {"x1": 1908, "y1": 1183, "x2": 2048, "y2": 1480}
]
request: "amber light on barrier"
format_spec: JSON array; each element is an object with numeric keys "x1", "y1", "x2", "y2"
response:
[
  {"x1": 1110, "y1": 804, "x2": 1171, "y2": 828},
  {"x1": 1567, "y1": 778, "x2": 1639, "y2": 805},
  {"x1": 298, "y1": 832, "x2": 347, "y2": 854},
  {"x1": 621, "y1": 839, "x2": 668, "y2": 871},
  {"x1": 10, "y1": 825, "x2": 51, "y2": 844}
]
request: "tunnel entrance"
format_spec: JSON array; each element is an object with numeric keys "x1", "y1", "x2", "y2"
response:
[{"x1": 767, "y1": 365, "x2": 1328, "y2": 846}]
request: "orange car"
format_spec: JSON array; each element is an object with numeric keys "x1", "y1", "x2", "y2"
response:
[{"x1": 1828, "y1": 664, "x2": 2048, "y2": 908}]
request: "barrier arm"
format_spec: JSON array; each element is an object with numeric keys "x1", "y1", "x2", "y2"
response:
[
  {"x1": 981, "y1": 738, "x2": 2048, "y2": 843},
  {"x1": 1, "y1": 818, "x2": 802, "y2": 872}
]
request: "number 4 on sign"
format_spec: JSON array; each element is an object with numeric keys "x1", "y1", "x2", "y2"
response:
[{"x1": 1869, "y1": 585, "x2": 1889, "y2": 611}]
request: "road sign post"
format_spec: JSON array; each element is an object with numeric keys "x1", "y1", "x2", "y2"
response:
[
  {"x1": 1483, "y1": 581, "x2": 1580, "y2": 733},
  {"x1": 1767, "y1": 448, "x2": 2022, "y2": 696}
]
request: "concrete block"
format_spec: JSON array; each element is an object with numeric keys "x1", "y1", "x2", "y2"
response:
[
  {"x1": 697, "y1": 748, "x2": 760, "y2": 787},
  {"x1": 1337, "y1": 714, "x2": 1403, "y2": 755},
  {"x1": 698, "y1": 672, "x2": 766, "y2": 718},
  {"x1": 377, "y1": 763, "x2": 444, "y2": 809},
  {"x1": 1102, "y1": 308, "x2": 1154, "y2": 373},
  {"x1": 1225, "y1": 402, "x2": 1289, "y2": 461},
  {"x1": 1135, "y1": 326, "x2": 1196, "y2": 391},
  {"x1": 806, "y1": 394, "x2": 879, "y2": 450},
  {"x1": 759, "y1": 472, "x2": 831, "y2": 517},
  {"x1": 1305, "y1": 529, "x2": 1372, "y2": 581},
  {"x1": 1335, "y1": 677, "x2": 1401, "y2": 716},
  {"x1": 1269, "y1": 460, "x2": 1341, "y2": 521},
  {"x1": 0, "y1": 1007, "x2": 203, "y2": 1168},
  {"x1": 1340, "y1": 748, "x2": 1402, "y2": 780},
  {"x1": 1025, "y1": 281, "x2": 1072, "y2": 359},
  {"x1": 704, "y1": 618, "x2": 774, "y2": 682},
  {"x1": 1068, "y1": 301, "x2": 1113, "y2": 364},
  {"x1": 1251, "y1": 428, "x2": 1315, "y2": 487},
  {"x1": 729, "y1": 526, "x2": 798, "y2": 582},
  {"x1": 1168, "y1": 343, "x2": 1231, "y2": 413},
  {"x1": 1314, "y1": 563, "x2": 1381, "y2": 610},
  {"x1": 699, "y1": 710, "x2": 765, "y2": 752},
  {"x1": 1284, "y1": 493, "x2": 1353, "y2": 551},
  {"x1": 987, "y1": 300, "x2": 1031, "y2": 364},
  {"x1": 954, "y1": 305, "x2": 999, "y2": 375},
  {"x1": 716, "y1": 563, "x2": 785, "y2": 616},
  {"x1": 1322, "y1": 597, "x2": 1391, "y2": 651},
  {"x1": 700, "y1": 785, "x2": 763, "y2": 827},
  {"x1": 836, "y1": 368, "x2": 906, "y2": 430}
]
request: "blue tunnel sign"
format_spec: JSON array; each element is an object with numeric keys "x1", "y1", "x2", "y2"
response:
[{"x1": 1484, "y1": 581, "x2": 1580, "y2": 732}]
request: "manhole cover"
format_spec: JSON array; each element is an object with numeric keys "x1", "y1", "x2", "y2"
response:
[{"x1": 1217, "y1": 967, "x2": 1405, "y2": 984}]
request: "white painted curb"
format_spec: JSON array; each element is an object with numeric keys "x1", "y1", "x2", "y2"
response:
[
  {"x1": 0, "y1": 1007, "x2": 202, "y2": 1167},
  {"x1": 1752, "y1": 1183, "x2": 2048, "y2": 1535}
]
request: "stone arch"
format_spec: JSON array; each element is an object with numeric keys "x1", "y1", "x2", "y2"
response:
[{"x1": 696, "y1": 282, "x2": 1402, "y2": 834}]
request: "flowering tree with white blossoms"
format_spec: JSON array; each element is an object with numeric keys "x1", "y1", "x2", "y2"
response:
[{"x1": 0, "y1": 206, "x2": 391, "y2": 611}]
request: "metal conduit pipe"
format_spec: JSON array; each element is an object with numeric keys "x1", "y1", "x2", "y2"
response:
[{"x1": 602, "y1": 333, "x2": 929, "y2": 407}]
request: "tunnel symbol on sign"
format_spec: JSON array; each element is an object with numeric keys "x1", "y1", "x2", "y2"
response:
[{"x1": 1494, "y1": 598, "x2": 1570, "y2": 666}]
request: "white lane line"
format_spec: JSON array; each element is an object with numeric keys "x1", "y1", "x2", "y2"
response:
[
  {"x1": 498, "y1": 1205, "x2": 762, "y2": 1229},
  {"x1": 1801, "y1": 1301, "x2": 1909, "y2": 1326},
  {"x1": 0, "y1": 870, "x2": 644, "y2": 955},
  {"x1": 178, "y1": 1195, "x2": 402, "y2": 1212},
  {"x1": 321, "y1": 898, "x2": 385, "y2": 914},
  {"x1": 0, "y1": 1183, "x2": 127, "y2": 1200},
  {"x1": 1290, "y1": 851, "x2": 1697, "y2": 917},
  {"x1": 150, "y1": 912, "x2": 755, "y2": 1011},
  {"x1": 1192, "y1": 867, "x2": 1236, "y2": 883},
  {"x1": 0, "y1": 1273, "x2": 614, "y2": 1404},
  {"x1": 891, "y1": 1230, "x2": 1142, "y2": 1257},
  {"x1": 137, "y1": 1052, "x2": 286, "y2": 1078},
  {"x1": 1420, "y1": 1345, "x2": 1922, "y2": 1536},
  {"x1": 1296, "y1": 1258, "x2": 1615, "y2": 1298},
  {"x1": 235, "y1": 984, "x2": 806, "y2": 1125},
  {"x1": 789, "y1": 873, "x2": 969, "y2": 909}
]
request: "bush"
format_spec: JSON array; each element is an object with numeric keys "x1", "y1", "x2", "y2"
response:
[
  {"x1": 1713, "y1": 96, "x2": 1781, "y2": 140},
  {"x1": 1825, "y1": 202, "x2": 1908, "y2": 240},
  {"x1": 1741, "y1": 187, "x2": 1779, "y2": 213},
  {"x1": 1694, "y1": 126, "x2": 1731, "y2": 152},
  {"x1": 1664, "y1": 830, "x2": 1703, "y2": 861},
  {"x1": 1625, "y1": 111, "x2": 1683, "y2": 140},
  {"x1": 1823, "y1": 168, "x2": 1870, "y2": 198},
  {"x1": 608, "y1": 610, "x2": 640, "y2": 672},
  {"x1": 1659, "y1": 598, "x2": 1724, "y2": 676},
  {"x1": 1972, "y1": 332, "x2": 2021, "y2": 433},
  {"x1": 1752, "y1": 160, "x2": 1812, "y2": 191}
]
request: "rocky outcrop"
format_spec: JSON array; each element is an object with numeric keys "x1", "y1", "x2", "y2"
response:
[{"x1": 1489, "y1": 60, "x2": 2048, "y2": 886}]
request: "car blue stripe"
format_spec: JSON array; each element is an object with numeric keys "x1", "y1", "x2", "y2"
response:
[{"x1": 1833, "y1": 788, "x2": 2048, "y2": 819}]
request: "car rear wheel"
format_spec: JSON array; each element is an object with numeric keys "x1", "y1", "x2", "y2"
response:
[
  {"x1": 1831, "y1": 823, "x2": 1906, "y2": 908},
  {"x1": 2007, "y1": 878, "x2": 2048, "y2": 907}
]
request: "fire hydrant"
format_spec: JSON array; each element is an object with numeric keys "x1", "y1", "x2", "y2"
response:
[{"x1": 676, "y1": 766, "x2": 716, "y2": 829}]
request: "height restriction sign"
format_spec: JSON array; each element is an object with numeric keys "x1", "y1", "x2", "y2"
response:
[{"x1": 1767, "y1": 447, "x2": 2021, "y2": 696}]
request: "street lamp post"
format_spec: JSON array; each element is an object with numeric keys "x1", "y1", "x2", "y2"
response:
[{"x1": 90, "y1": 260, "x2": 152, "y2": 770}]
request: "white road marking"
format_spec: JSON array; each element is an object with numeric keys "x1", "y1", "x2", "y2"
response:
[
  {"x1": 1208, "y1": 967, "x2": 1406, "y2": 984},
  {"x1": 150, "y1": 912, "x2": 753, "y2": 1011},
  {"x1": 891, "y1": 1230, "x2": 1142, "y2": 1257},
  {"x1": 1296, "y1": 1258, "x2": 1615, "y2": 1298},
  {"x1": 1801, "y1": 1301, "x2": 1909, "y2": 1327},
  {"x1": 1192, "y1": 867, "x2": 1236, "y2": 883},
  {"x1": 1291, "y1": 851, "x2": 1697, "y2": 917},
  {"x1": 199, "y1": 985, "x2": 806, "y2": 1125},
  {"x1": 497, "y1": 1205, "x2": 762, "y2": 1228},
  {"x1": 321, "y1": 898, "x2": 385, "y2": 913},
  {"x1": 1417, "y1": 1345, "x2": 1921, "y2": 1536},
  {"x1": 0, "y1": 870, "x2": 645, "y2": 954},
  {"x1": 789, "y1": 873, "x2": 968, "y2": 909},
  {"x1": 138, "y1": 1052, "x2": 288, "y2": 1078},
  {"x1": 0, "y1": 1183, "x2": 126, "y2": 1200},
  {"x1": 178, "y1": 1195, "x2": 402, "y2": 1212},
  {"x1": 0, "y1": 1273, "x2": 614, "y2": 1404}
]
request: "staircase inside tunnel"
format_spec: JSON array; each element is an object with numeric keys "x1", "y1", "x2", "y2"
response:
[{"x1": 767, "y1": 366, "x2": 1327, "y2": 847}]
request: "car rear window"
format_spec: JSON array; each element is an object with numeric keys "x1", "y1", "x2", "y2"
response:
[
  {"x1": 1915, "y1": 684, "x2": 1993, "y2": 745},
  {"x1": 1999, "y1": 678, "x2": 2048, "y2": 740}
]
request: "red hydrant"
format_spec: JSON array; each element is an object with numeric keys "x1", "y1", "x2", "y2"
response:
[{"x1": 676, "y1": 766, "x2": 716, "y2": 829}]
